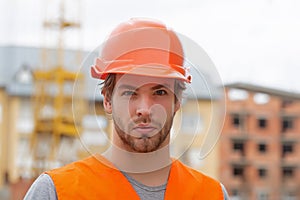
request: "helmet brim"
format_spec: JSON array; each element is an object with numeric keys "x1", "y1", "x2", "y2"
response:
[{"x1": 91, "y1": 64, "x2": 191, "y2": 83}]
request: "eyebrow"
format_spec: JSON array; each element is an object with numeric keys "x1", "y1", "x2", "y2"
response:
[
  {"x1": 151, "y1": 84, "x2": 171, "y2": 90},
  {"x1": 118, "y1": 83, "x2": 171, "y2": 91},
  {"x1": 118, "y1": 84, "x2": 136, "y2": 90}
]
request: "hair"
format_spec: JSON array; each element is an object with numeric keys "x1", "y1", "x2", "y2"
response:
[{"x1": 101, "y1": 73, "x2": 186, "y2": 103}]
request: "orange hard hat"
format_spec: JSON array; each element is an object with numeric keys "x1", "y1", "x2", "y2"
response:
[{"x1": 91, "y1": 18, "x2": 191, "y2": 83}]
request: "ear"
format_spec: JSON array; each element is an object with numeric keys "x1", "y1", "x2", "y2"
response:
[
  {"x1": 103, "y1": 94, "x2": 112, "y2": 114},
  {"x1": 174, "y1": 99, "x2": 181, "y2": 113}
]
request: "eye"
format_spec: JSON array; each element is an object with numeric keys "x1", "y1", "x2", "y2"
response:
[
  {"x1": 121, "y1": 90, "x2": 136, "y2": 96},
  {"x1": 154, "y1": 89, "x2": 167, "y2": 96}
]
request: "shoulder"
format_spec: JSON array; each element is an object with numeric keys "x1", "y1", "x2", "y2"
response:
[
  {"x1": 170, "y1": 160, "x2": 225, "y2": 199},
  {"x1": 43, "y1": 155, "x2": 138, "y2": 199},
  {"x1": 46, "y1": 155, "x2": 122, "y2": 189},
  {"x1": 172, "y1": 159, "x2": 219, "y2": 185},
  {"x1": 24, "y1": 174, "x2": 57, "y2": 200},
  {"x1": 46, "y1": 156, "x2": 108, "y2": 187}
]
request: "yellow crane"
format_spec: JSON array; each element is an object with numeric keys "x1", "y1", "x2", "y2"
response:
[{"x1": 30, "y1": 0, "x2": 84, "y2": 177}]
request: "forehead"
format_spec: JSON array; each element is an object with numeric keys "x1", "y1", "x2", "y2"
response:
[{"x1": 115, "y1": 74, "x2": 176, "y2": 89}]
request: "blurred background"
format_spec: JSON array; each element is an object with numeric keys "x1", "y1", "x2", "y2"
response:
[{"x1": 0, "y1": 0, "x2": 300, "y2": 199}]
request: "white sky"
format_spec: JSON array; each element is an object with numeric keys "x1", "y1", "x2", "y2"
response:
[{"x1": 1, "y1": 0, "x2": 300, "y2": 92}]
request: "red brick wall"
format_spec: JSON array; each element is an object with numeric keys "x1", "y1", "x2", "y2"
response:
[{"x1": 220, "y1": 87, "x2": 300, "y2": 200}]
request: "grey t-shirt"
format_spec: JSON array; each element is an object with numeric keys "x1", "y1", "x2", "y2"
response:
[
  {"x1": 24, "y1": 174, "x2": 230, "y2": 200},
  {"x1": 122, "y1": 171, "x2": 167, "y2": 200},
  {"x1": 24, "y1": 174, "x2": 57, "y2": 200}
]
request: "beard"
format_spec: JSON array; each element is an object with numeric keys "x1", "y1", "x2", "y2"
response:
[{"x1": 113, "y1": 114, "x2": 174, "y2": 153}]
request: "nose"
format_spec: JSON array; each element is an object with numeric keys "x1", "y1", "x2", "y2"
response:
[{"x1": 135, "y1": 95, "x2": 152, "y2": 117}]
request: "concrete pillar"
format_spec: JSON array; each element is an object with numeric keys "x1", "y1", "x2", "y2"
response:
[{"x1": 7, "y1": 96, "x2": 20, "y2": 183}]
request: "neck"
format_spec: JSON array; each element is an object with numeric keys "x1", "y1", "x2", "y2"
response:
[
  {"x1": 103, "y1": 145, "x2": 172, "y2": 173},
  {"x1": 103, "y1": 145, "x2": 172, "y2": 186}
]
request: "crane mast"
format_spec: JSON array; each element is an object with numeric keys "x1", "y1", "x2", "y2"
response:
[{"x1": 30, "y1": 0, "x2": 84, "y2": 177}]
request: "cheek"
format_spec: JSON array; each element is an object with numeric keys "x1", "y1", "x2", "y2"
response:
[
  {"x1": 112, "y1": 98, "x2": 135, "y2": 117},
  {"x1": 159, "y1": 99, "x2": 177, "y2": 113}
]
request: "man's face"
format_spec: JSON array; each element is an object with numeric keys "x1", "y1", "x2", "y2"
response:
[{"x1": 104, "y1": 74, "x2": 180, "y2": 153}]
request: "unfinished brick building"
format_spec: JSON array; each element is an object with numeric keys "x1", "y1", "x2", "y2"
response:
[{"x1": 220, "y1": 83, "x2": 300, "y2": 200}]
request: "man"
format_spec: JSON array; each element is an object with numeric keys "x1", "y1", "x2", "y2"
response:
[{"x1": 25, "y1": 18, "x2": 229, "y2": 199}]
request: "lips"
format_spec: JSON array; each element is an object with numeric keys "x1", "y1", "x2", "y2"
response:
[{"x1": 132, "y1": 125, "x2": 158, "y2": 137}]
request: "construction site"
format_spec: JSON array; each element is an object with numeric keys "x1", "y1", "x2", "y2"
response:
[
  {"x1": 1, "y1": 1, "x2": 300, "y2": 200},
  {"x1": 0, "y1": 1, "x2": 223, "y2": 199}
]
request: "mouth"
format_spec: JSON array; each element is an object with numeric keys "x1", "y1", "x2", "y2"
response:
[{"x1": 132, "y1": 125, "x2": 158, "y2": 138}]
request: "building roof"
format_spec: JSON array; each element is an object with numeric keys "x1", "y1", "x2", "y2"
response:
[
  {"x1": 0, "y1": 45, "x2": 97, "y2": 99},
  {"x1": 225, "y1": 82, "x2": 300, "y2": 99}
]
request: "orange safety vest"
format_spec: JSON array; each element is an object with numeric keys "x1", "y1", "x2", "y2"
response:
[{"x1": 46, "y1": 155, "x2": 223, "y2": 200}]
